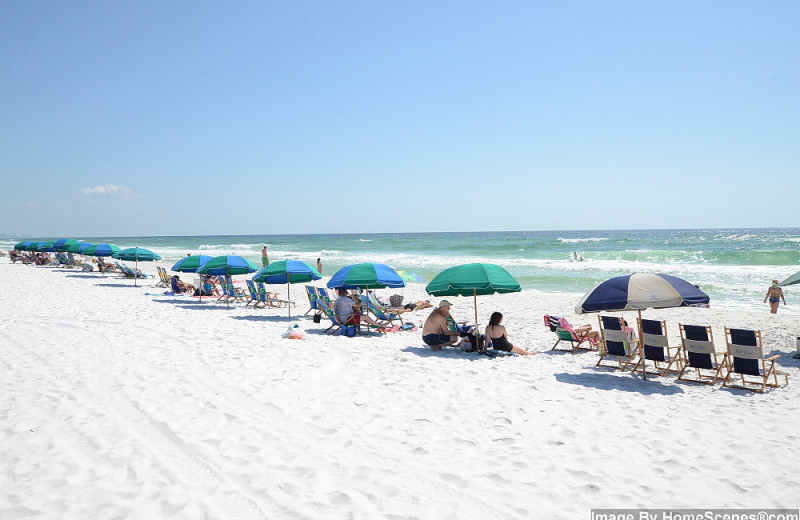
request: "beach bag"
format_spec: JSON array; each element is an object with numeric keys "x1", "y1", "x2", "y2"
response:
[
  {"x1": 389, "y1": 294, "x2": 404, "y2": 307},
  {"x1": 312, "y1": 313, "x2": 321, "y2": 323}
]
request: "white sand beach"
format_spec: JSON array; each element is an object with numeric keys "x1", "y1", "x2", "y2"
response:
[{"x1": 2, "y1": 259, "x2": 799, "y2": 519}]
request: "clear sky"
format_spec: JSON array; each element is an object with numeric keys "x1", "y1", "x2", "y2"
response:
[{"x1": 1, "y1": 1, "x2": 798, "y2": 237}]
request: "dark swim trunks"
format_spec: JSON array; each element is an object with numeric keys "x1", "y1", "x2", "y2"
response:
[{"x1": 423, "y1": 334, "x2": 453, "y2": 346}]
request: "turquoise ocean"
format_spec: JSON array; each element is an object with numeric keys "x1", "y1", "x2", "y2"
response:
[{"x1": 5, "y1": 228, "x2": 799, "y2": 313}]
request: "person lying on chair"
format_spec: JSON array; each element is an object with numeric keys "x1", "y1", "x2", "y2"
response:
[{"x1": 171, "y1": 275, "x2": 196, "y2": 295}]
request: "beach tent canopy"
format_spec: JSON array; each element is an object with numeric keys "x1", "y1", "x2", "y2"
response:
[
  {"x1": 779, "y1": 271, "x2": 800, "y2": 287},
  {"x1": 327, "y1": 263, "x2": 405, "y2": 290},
  {"x1": 171, "y1": 255, "x2": 214, "y2": 273}
]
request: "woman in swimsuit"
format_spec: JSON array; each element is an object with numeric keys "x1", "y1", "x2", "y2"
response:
[
  {"x1": 484, "y1": 312, "x2": 537, "y2": 356},
  {"x1": 764, "y1": 279, "x2": 786, "y2": 314}
]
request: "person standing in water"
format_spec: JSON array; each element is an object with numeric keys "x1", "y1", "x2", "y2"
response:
[
  {"x1": 764, "y1": 279, "x2": 786, "y2": 314},
  {"x1": 316, "y1": 257, "x2": 322, "y2": 275},
  {"x1": 261, "y1": 245, "x2": 269, "y2": 267}
]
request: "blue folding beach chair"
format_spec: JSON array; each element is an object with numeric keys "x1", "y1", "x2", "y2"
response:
[
  {"x1": 304, "y1": 285, "x2": 319, "y2": 315},
  {"x1": 677, "y1": 324, "x2": 725, "y2": 385},
  {"x1": 596, "y1": 315, "x2": 636, "y2": 371},
  {"x1": 722, "y1": 328, "x2": 787, "y2": 393},
  {"x1": 635, "y1": 318, "x2": 682, "y2": 377}
]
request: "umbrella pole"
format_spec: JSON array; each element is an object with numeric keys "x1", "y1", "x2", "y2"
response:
[
  {"x1": 638, "y1": 309, "x2": 646, "y2": 381},
  {"x1": 473, "y1": 289, "x2": 480, "y2": 352},
  {"x1": 287, "y1": 274, "x2": 292, "y2": 318},
  {"x1": 134, "y1": 256, "x2": 138, "y2": 287}
]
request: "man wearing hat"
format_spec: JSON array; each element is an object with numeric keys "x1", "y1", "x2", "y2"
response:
[{"x1": 422, "y1": 300, "x2": 476, "y2": 350}]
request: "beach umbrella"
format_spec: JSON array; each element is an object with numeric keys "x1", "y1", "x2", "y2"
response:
[
  {"x1": 66, "y1": 241, "x2": 87, "y2": 253},
  {"x1": 327, "y1": 262, "x2": 405, "y2": 290},
  {"x1": 84, "y1": 243, "x2": 121, "y2": 257},
  {"x1": 14, "y1": 241, "x2": 33, "y2": 251},
  {"x1": 38, "y1": 241, "x2": 56, "y2": 252},
  {"x1": 425, "y1": 263, "x2": 522, "y2": 343},
  {"x1": 26, "y1": 242, "x2": 43, "y2": 252},
  {"x1": 76, "y1": 242, "x2": 95, "y2": 254},
  {"x1": 395, "y1": 269, "x2": 426, "y2": 283},
  {"x1": 54, "y1": 238, "x2": 80, "y2": 252},
  {"x1": 113, "y1": 247, "x2": 162, "y2": 286},
  {"x1": 171, "y1": 255, "x2": 214, "y2": 273},
  {"x1": 779, "y1": 271, "x2": 800, "y2": 287},
  {"x1": 252, "y1": 260, "x2": 322, "y2": 317},
  {"x1": 197, "y1": 255, "x2": 259, "y2": 306},
  {"x1": 575, "y1": 272, "x2": 710, "y2": 380}
]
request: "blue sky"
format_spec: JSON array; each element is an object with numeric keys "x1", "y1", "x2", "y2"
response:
[{"x1": 1, "y1": 1, "x2": 798, "y2": 237}]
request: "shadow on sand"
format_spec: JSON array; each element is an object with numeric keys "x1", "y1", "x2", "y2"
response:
[{"x1": 554, "y1": 371, "x2": 685, "y2": 395}]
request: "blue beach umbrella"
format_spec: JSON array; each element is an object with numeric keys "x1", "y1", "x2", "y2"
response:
[
  {"x1": 84, "y1": 243, "x2": 121, "y2": 257},
  {"x1": 14, "y1": 241, "x2": 33, "y2": 251},
  {"x1": 197, "y1": 255, "x2": 259, "y2": 306},
  {"x1": 252, "y1": 260, "x2": 322, "y2": 317},
  {"x1": 575, "y1": 272, "x2": 710, "y2": 380},
  {"x1": 77, "y1": 242, "x2": 95, "y2": 254},
  {"x1": 26, "y1": 242, "x2": 43, "y2": 252},
  {"x1": 54, "y1": 238, "x2": 80, "y2": 252},
  {"x1": 38, "y1": 241, "x2": 56, "y2": 252}
]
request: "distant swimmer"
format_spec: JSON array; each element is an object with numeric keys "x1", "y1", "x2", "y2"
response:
[{"x1": 571, "y1": 252, "x2": 584, "y2": 262}]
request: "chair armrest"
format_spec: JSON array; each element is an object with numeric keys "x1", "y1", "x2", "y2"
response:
[{"x1": 765, "y1": 355, "x2": 781, "y2": 361}]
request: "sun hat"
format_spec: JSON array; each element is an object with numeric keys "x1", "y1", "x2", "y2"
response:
[{"x1": 439, "y1": 300, "x2": 453, "y2": 308}]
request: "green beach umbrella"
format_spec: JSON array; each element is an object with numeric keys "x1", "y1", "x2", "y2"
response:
[
  {"x1": 84, "y1": 243, "x2": 121, "y2": 257},
  {"x1": 26, "y1": 242, "x2": 42, "y2": 252},
  {"x1": 112, "y1": 247, "x2": 162, "y2": 286},
  {"x1": 197, "y1": 255, "x2": 259, "y2": 306},
  {"x1": 252, "y1": 260, "x2": 322, "y2": 317},
  {"x1": 38, "y1": 241, "x2": 56, "y2": 252},
  {"x1": 67, "y1": 241, "x2": 88, "y2": 253},
  {"x1": 14, "y1": 241, "x2": 33, "y2": 251},
  {"x1": 171, "y1": 255, "x2": 214, "y2": 273},
  {"x1": 426, "y1": 263, "x2": 522, "y2": 347}
]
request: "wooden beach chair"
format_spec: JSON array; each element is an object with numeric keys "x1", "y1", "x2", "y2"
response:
[
  {"x1": 596, "y1": 315, "x2": 637, "y2": 371},
  {"x1": 634, "y1": 318, "x2": 682, "y2": 377},
  {"x1": 245, "y1": 280, "x2": 262, "y2": 307},
  {"x1": 722, "y1": 328, "x2": 788, "y2": 393},
  {"x1": 304, "y1": 285, "x2": 319, "y2": 315},
  {"x1": 677, "y1": 324, "x2": 725, "y2": 385}
]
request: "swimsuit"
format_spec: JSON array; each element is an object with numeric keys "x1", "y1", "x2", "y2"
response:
[
  {"x1": 423, "y1": 334, "x2": 453, "y2": 346},
  {"x1": 489, "y1": 334, "x2": 513, "y2": 352},
  {"x1": 769, "y1": 297, "x2": 780, "y2": 304}
]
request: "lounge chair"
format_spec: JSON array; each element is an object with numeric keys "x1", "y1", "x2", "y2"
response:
[
  {"x1": 317, "y1": 298, "x2": 358, "y2": 336},
  {"x1": 245, "y1": 280, "x2": 262, "y2": 307},
  {"x1": 223, "y1": 276, "x2": 246, "y2": 303},
  {"x1": 596, "y1": 315, "x2": 637, "y2": 371},
  {"x1": 316, "y1": 287, "x2": 334, "y2": 306},
  {"x1": 304, "y1": 285, "x2": 319, "y2": 315},
  {"x1": 363, "y1": 294, "x2": 403, "y2": 326},
  {"x1": 255, "y1": 282, "x2": 282, "y2": 307},
  {"x1": 634, "y1": 318, "x2": 682, "y2": 377},
  {"x1": 677, "y1": 324, "x2": 725, "y2": 385},
  {"x1": 156, "y1": 266, "x2": 171, "y2": 287},
  {"x1": 722, "y1": 328, "x2": 788, "y2": 393},
  {"x1": 544, "y1": 314, "x2": 597, "y2": 353}
]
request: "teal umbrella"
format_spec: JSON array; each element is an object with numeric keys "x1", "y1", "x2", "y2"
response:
[
  {"x1": 26, "y1": 242, "x2": 43, "y2": 252},
  {"x1": 112, "y1": 247, "x2": 161, "y2": 286},
  {"x1": 67, "y1": 241, "x2": 89, "y2": 253},
  {"x1": 84, "y1": 244, "x2": 121, "y2": 257},
  {"x1": 426, "y1": 263, "x2": 521, "y2": 344},
  {"x1": 14, "y1": 241, "x2": 33, "y2": 251},
  {"x1": 252, "y1": 260, "x2": 322, "y2": 317}
]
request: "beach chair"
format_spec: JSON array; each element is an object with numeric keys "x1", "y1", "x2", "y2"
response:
[
  {"x1": 544, "y1": 314, "x2": 597, "y2": 353},
  {"x1": 256, "y1": 282, "x2": 282, "y2": 307},
  {"x1": 223, "y1": 276, "x2": 246, "y2": 303},
  {"x1": 245, "y1": 280, "x2": 262, "y2": 307},
  {"x1": 363, "y1": 294, "x2": 402, "y2": 326},
  {"x1": 304, "y1": 285, "x2": 319, "y2": 315},
  {"x1": 316, "y1": 287, "x2": 334, "y2": 306},
  {"x1": 67, "y1": 252, "x2": 83, "y2": 268},
  {"x1": 634, "y1": 318, "x2": 682, "y2": 377},
  {"x1": 677, "y1": 324, "x2": 725, "y2": 385},
  {"x1": 156, "y1": 266, "x2": 171, "y2": 287},
  {"x1": 317, "y1": 298, "x2": 359, "y2": 336},
  {"x1": 721, "y1": 328, "x2": 787, "y2": 393},
  {"x1": 596, "y1": 315, "x2": 637, "y2": 371}
]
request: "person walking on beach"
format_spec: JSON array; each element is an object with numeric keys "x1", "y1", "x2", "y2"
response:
[
  {"x1": 764, "y1": 279, "x2": 786, "y2": 314},
  {"x1": 316, "y1": 257, "x2": 323, "y2": 275},
  {"x1": 261, "y1": 246, "x2": 269, "y2": 267}
]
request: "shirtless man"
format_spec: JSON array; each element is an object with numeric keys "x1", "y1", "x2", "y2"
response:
[
  {"x1": 764, "y1": 279, "x2": 786, "y2": 314},
  {"x1": 421, "y1": 300, "x2": 461, "y2": 350}
]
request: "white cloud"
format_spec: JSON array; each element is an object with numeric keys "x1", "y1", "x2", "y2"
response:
[{"x1": 80, "y1": 184, "x2": 135, "y2": 197}]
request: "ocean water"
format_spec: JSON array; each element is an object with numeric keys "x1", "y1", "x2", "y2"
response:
[{"x1": 5, "y1": 228, "x2": 799, "y2": 313}]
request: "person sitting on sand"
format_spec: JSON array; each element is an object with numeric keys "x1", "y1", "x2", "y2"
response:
[
  {"x1": 334, "y1": 288, "x2": 389, "y2": 328},
  {"x1": 485, "y1": 312, "x2": 537, "y2": 356},
  {"x1": 202, "y1": 276, "x2": 220, "y2": 296},
  {"x1": 421, "y1": 300, "x2": 477, "y2": 350},
  {"x1": 171, "y1": 275, "x2": 196, "y2": 295},
  {"x1": 764, "y1": 279, "x2": 786, "y2": 314}
]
